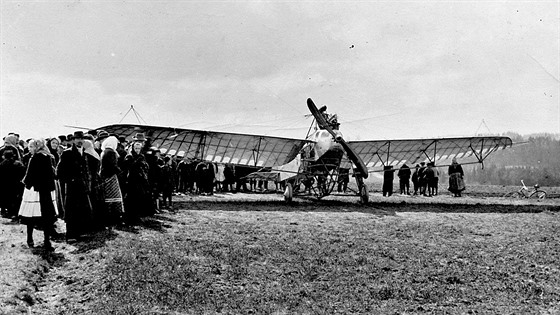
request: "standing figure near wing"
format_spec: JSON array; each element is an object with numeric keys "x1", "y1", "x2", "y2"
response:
[
  {"x1": 448, "y1": 158, "x2": 465, "y2": 197},
  {"x1": 397, "y1": 164, "x2": 411, "y2": 195}
]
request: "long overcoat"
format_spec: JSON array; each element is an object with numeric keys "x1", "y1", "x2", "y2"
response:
[{"x1": 57, "y1": 146, "x2": 93, "y2": 238}]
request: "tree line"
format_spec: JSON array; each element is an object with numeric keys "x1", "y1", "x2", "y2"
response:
[{"x1": 464, "y1": 133, "x2": 560, "y2": 186}]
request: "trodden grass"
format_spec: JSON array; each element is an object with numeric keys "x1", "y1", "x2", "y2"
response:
[{"x1": 51, "y1": 204, "x2": 560, "y2": 314}]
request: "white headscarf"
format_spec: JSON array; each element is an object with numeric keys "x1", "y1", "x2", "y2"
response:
[
  {"x1": 83, "y1": 139, "x2": 100, "y2": 160},
  {"x1": 101, "y1": 136, "x2": 119, "y2": 151},
  {"x1": 101, "y1": 136, "x2": 119, "y2": 160}
]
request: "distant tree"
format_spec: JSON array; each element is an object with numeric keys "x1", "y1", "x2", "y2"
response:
[{"x1": 464, "y1": 134, "x2": 560, "y2": 186}]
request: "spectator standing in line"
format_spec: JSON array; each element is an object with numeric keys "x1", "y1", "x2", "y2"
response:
[
  {"x1": 223, "y1": 164, "x2": 235, "y2": 192},
  {"x1": 0, "y1": 150, "x2": 26, "y2": 219},
  {"x1": 116, "y1": 136, "x2": 128, "y2": 193},
  {"x1": 145, "y1": 147, "x2": 162, "y2": 212},
  {"x1": 83, "y1": 139, "x2": 106, "y2": 231},
  {"x1": 57, "y1": 131, "x2": 93, "y2": 242},
  {"x1": 397, "y1": 164, "x2": 411, "y2": 195},
  {"x1": 0, "y1": 134, "x2": 23, "y2": 163},
  {"x1": 19, "y1": 139, "x2": 58, "y2": 250},
  {"x1": 160, "y1": 156, "x2": 175, "y2": 210},
  {"x1": 424, "y1": 162, "x2": 435, "y2": 197},
  {"x1": 411, "y1": 164, "x2": 420, "y2": 195},
  {"x1": 382, "y1": 165, "x2": 395, "y2": 197},
  {"x1": 100, "y1": 136, "x2": 125, "y2": 226},
  {"x1": 177, "y1": 157, "x2": 190, "y2": 193},
  {"x1": 418, "y1": 162, "x2": 427, "y2": 196},
  {"x1": 429, "y1": 162, "x2": 440, "y2": 196},
  {"x1": 123, "y1": 136, "x2": 153, "y2": 223},
  {"x1": 46, "y1": 138, "x2": 61, "y2": 166},
  {"x1": 448, "y1": 158, "x2": 465, "y2": 197}
]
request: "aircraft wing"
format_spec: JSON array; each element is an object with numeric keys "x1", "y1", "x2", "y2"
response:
[
  {"x1": 347, "y1": 136, "x2": 513, "y2": 169},
  {"x1": 95, "y1": 124, "x2": 308, "y2": 167}
]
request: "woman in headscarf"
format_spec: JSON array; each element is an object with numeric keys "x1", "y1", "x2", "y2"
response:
[
  {"x1": 448, "y1": 158, "x2": 465, "y2": 197},
  {"x1": 100, "y1": 136, "x2": 124, "y2": 226},
  {"x1": 0, "y1": 134, "x2": 23, "y2": 163},
  {"x1": 123, "y1": 141, "x2": 153, "y2": 224},
  {"x1": 46, "y1": 138, "x2": 61, "y2": 165},
  {"x1": 46, "y1": 137, "x2": 65, "y2": 218},
  {"x1": 83, "y1": 139, "x2": 106, "y2": 230},
  {"x1": 19, "y1": 139, "x2": 58, "y2": 250}
]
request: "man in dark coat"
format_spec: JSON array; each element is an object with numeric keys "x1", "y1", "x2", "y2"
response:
[
  {"x1": 0, "y1": 150, "x2": 26, "y2": 218},
  {"x1": 382, "y1": 165, "x2": 395, "y2": 197},
  {"x1": 418, "y1": 162, "x2": 427, "y2": 196},
  {"x1": 397, "y1": 164, "x2": 411, "y2": 195},
  {"x1": 56, "y1": 131, "x2": 93, "y2": 241},
  {"x1": 177, "y1": 158, "x2": 190, "y2": 193}
]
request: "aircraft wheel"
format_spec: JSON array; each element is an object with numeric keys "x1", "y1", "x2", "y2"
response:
[
  {"x1": 284, "y1": 183, "x2": 293, "y2": 203},
  {"x1": 359, "y1": 184, "x2": 369, "y2": 204}
]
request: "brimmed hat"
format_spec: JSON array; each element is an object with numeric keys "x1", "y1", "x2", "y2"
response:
[
  {"x1": 96, "y1": 130, "x2": 110, "y2": 141},
  {"x1": 58, "y1": 135, "x2": 67, "y2": 142},
  {"x1": 132, "y1": 133, "x2": 147, "y2": 141},
  {"x1": 73, "y1": 131, "x2": 85, "y2": 139}
]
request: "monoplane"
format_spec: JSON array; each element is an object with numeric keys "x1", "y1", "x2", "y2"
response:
[{"x1": 94, "y1": 98, "x2": 513, "y2": 203}]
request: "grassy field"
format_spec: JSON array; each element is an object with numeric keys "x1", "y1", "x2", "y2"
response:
[{"x1": 1, "y1": 197, "x2": 553, "y2": 314}]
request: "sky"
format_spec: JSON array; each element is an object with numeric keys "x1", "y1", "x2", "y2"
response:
[{"x1": 1, "y1": 0, "x2": 559, "y2": 141}]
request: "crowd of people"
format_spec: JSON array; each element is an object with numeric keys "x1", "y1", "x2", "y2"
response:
[{"x1": 0, "y1": 130, "x2": 276, "y2": 250}]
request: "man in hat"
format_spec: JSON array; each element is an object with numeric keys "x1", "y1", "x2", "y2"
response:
[
  {"x1": 397, "y1": 164, "x2": 411, "y2": 195},
  {"x1": 132, "y1": 132, "x2": 146, "y2": 142},
  {"x1": 65, "y1": 134, "x2": 74, "y2": 149},
  {"x1": 412, "y1": 164, "x2": 420, "y2": 195},
  {"x1": 131, "y1": 132, "x2": 152, "y2": 154},
  {"x1": 56, "y1": 131, "x2": 93, "y2": 241}
]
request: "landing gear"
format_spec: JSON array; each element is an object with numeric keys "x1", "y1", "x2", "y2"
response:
[
  {"x1": 359, "y1": 183, "x2": 369, "y2": 204},
  {"x1": 355, "y1": 175, "x2": 369, "y2": 204},
  {"x1": 284, "y1": 182, "x2": 293, "y2": 203}
]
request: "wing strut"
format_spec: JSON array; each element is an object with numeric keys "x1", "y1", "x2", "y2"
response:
[
  {"x1": 252, "y1": 137, "x2": 263, "y2": 167},
  {"x1": 195, "y1": 132, "x2": 207, "y2": 160}
]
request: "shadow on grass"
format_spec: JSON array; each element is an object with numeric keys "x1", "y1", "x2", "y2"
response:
[
  {"x1": 114, "y1": 215, "x2": 173, "y2": 235},
  {"x1": 70, "y1": 228, "x2": 119, "y2": 254},
  {"x1": 30, "y1": 248, "x2": 69, "y2": 267}
]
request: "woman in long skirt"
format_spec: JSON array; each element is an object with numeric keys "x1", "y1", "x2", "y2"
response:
[
  {"x1": 100, "y1": 136, "x2": 125, "y2": 226},
  {"x1": 19, "y1": 139, "x2": 58, "y2": 250},
  {"x1": 448, "y1": 158, "x2": 465, "y2": 197}
]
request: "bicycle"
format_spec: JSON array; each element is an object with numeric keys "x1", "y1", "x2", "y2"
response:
[{"x1": 503, "y1": 180, "x2": 547, "y2": 199}]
